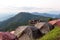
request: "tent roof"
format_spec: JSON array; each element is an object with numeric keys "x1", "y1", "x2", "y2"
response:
[
  {"x1": 35, "y1": 22, "x2": 47, "y2": 29},
  {"x1": 49, "y1": 20, "x2": 57, "y2": 25},
  {"x1": 14, "y1": 26, "x2": 40, "y2": 38},
  {"x1": 14, "y1": 26, "x2": 28, "y2": 37},
  {"x1": 49, "y1": 19, "x2": 60, "y2": 25}
]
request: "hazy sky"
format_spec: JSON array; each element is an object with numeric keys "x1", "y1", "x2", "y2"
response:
[
  {"x1": 0, "y1": 0, "x2": 60, "y2": 13},
  {"x1": 0, "y1": 0, "x2": 60, "y2": 21}
]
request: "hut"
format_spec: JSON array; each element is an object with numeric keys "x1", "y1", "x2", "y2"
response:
[
  {"x1": 34, "y1": 22, "x2": 54, "y2": 34},
  {"x1": 14, "y1": 26, "x2": 43, "y2": 40}
]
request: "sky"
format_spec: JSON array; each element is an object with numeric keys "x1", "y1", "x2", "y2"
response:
[
  {"x1": 0, "y1": 0, "x2": 60, "y2": 21},
  {"x1": 0, "y1": 0, "x2": 60, "y2": 14}
]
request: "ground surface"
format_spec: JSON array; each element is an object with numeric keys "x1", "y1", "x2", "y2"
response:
[{"x1": 39, "y1": 27, "x2": 60, "y2": 40}]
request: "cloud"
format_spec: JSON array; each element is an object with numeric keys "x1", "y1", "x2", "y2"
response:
[
  {"x1": 0, "y1": 0, "x2": 60, "y2": 13},
  {"x1": 0, "y1": 0, "x2": 60, "y2": 8},
  {"x1": 0, "y1": 7, "x2": 60, "y2": 14}
]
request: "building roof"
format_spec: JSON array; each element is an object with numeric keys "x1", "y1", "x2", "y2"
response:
[
  {"x1": 14, "y1": 26, "x2": 28, "y2": 37},
  {"x1": 49, "y1": 19, "x2": 60, "y2": 26},
  {"x1": 35, "y1": 22, "x2": 46, "y2": 29},
  {"x1": 49, "y1": 20, "x2": 57, "y2": 25},
  {"x1": 15, "y1": 26, "x2": 43, "y2": 40}
]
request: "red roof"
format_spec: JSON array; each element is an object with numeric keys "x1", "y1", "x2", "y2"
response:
[
  {"x1": 49, "y1": 20, "x2": 57, "y2": 25},
  {"x1": 56, "y1": 21, "x2": 60, "y2": 26},
  {"x1": 49, "y1": 19, "x2": 60, "y2": 26}
]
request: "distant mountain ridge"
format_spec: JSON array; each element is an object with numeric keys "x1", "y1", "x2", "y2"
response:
[
  {"x1": 0, "y1": 13, "x2": 16, "y2": 21},
  {"x1": 32, "y1": 12, "x2": 60, "y2": 18},
  {"x1": 0, "y1": 11, "x2": 60, "y2": 22}
]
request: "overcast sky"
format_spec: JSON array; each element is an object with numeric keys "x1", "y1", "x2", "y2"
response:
[{"x1": 0, "y1": 0, "x2": 60, "y2": 13}]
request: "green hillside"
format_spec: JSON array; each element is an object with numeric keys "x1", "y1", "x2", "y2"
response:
[
  {"x1": 39, "y1": 27, "x2": 60, "y2": 40},
  {"x1": 0, "y1": 12, "x2": 50, "y2": 31}
]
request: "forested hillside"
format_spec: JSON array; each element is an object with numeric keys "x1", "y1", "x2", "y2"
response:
[{"x1": 0, "y1": 12, "x2": 51, "y2": 31}]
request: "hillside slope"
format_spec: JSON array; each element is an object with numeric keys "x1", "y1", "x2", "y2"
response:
[
  {"x1": 0, "y1": 13, "x2": 16, "y2": 21},
  {"x1": 39, "y1": 27, "x2": 60, "y2": 40},
  {"x1": 0, "y1": 12, "x2": 50, "y2": 31}
]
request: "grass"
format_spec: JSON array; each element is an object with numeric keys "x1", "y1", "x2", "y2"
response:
[{"x1": 39, "y1": 26, "x2": 60, "y2": 40}]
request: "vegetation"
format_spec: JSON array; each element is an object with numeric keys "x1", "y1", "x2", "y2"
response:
[
  {"x1": 39, "y1": 27, "x2": 60, "y2": 40},
  {"x1": 0, "y1": 12, "x2": 51, "y2": 31}
]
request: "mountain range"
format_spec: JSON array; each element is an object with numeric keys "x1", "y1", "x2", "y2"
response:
[
  {"x1": 0, "y1": 13, "x2": 16, "y2": 21},
  {"x1": 32, "y1": 12, "x2": 60, "y2": 18},
  {"x1": 0, "y1": 11, "x2": 60, "y2": 22},
  {"x1": 0, "y1": 12, "x2": 50, "y2": 31}
]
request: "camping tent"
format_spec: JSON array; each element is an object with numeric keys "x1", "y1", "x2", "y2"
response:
[
  {"x1": 35, "y1": 22, "x2": 54, "y2": 34},
  {"x1": 14, "y1": 26, "x2": 43, "y2": 40}
]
